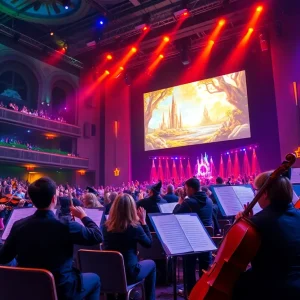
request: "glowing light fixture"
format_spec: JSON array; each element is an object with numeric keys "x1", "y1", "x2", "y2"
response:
[
  {"x1": 219, "y1": 19, "x2": 226, "y2": 26},
  {"x1": 256, "y1": 5, "x2": 263, "y2": 12},
  {"x1": 131, "y1": 47, "x2": 137, "y2": 53},
  {"x1": 106, "y1": 54, "x2": 113, "y2": 60},
  {"x1": 248, "y1": 27, "x2": 254, "y2": 33},
  {"x1": 119, "y1": 66, "x2": 124, "y2": 70},
  {"x1": 50, "y1": 31, "x2": 54, "y2": 36},
  {"x1": 159, "y1": 54, "x2": 164, "y2": 59},
  {"x1": 163, "y1": 36, "x2": 170, "y2": 42},
  {"x1": 105, "y1": 70, "x2": 110, "y2": 75}
]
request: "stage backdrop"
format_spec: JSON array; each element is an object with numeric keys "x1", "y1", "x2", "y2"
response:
[
  {"x1": 130, "y1": 37, "x2": 281, "y2": 182},
  {"x1": 144, "y1": 70, "x2": 251, "y2": 151}
]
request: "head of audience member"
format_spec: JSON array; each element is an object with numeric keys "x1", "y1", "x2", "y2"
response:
[
  {"x1": 149, "y1": 180, "x2": 162, "y2": 197},
  {"x1": 167, "y1": 184, "x2": 175, "y2": 195},
  {"x1": 28, "y1": 177, "x2": 57, "y2": 210},
  {"x1": 108, "y1": 192, "x2": 118, "y2": 204},
  {"x1": 201, "y1": 186, "x2": 212, "y2": 197},
  {"x1": 185, "y1": 177, "x2": 201, "y2": 197},
  {"x1": 216, "y1": 177, "x2": 224, "y2": 185},
  {"x1": 254, "y1": 171, "x2": 293, "y2": 210},
  {"x1": 83, "y1": 193, "x2": 102, "y2": 208},
  {"x1": 106, "y1": 193, "x2": 139, "y2": 232}
]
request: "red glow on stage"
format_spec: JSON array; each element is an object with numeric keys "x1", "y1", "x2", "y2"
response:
[
  {"x1": 183, "y1": 12, "x2": 188, "y2": 16},
  {"x1": 143, "y1": 26, "x2": 148, "y2": 31},
  {"x1": 131, "y1": 47, "x2": 137, "y2": 53},
  {"x1": 209, "y1": 40, "x2": 215, "y2": 45},
  {"x1": 163, "y1": 36, "x2": 170, "y2": 43},
  {"x1": 106, "y1": 54, "x2": 113, "y2": 60},
  {"x1": 226, "y1": 154, "x2": 232, "y2": 178},
  {"x1": 233, "y1": 152, "x2": 240, "y2": 178},
  {"x1": 159, "y1": 54, "x2": 164, "y2": 59},
  {"x1": 248, "y1": 27, "x2": 254, "y2": 33},
  {"x1": 62, "y1": 47, "x2": 66, "y2": 53},
  {"x1": 150, "y1": 159, "x2": 157, "y2": 182},
  {"x1": 105, "y1": 70, "x2": 110, "y2": 75},
  {"x1": 119, "y1": 66, "x2": 124, "y2": 71},
  {"x1": 158, "y1": 159, "x2": 164, "y2": 181},
  {"x1": 219, "y1": 155, "x2": 225, "y2": 179}
]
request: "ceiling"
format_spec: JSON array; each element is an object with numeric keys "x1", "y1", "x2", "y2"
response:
[{"x1": 0, "y1": 0, "x2": 276, "y2": 68}]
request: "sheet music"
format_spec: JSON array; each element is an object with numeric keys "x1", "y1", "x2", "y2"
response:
[
  {"x1": 175, "y1": 214, "x2": 217, "y2": 252},
  {"x1": 75, "y1": 209, "x2": 103, "y2": 226},
  {"x1": 292, "y1": 191, "x2": 299, "y2": 205},
  {"x1": 232, "y1": 186, "x2": 262, "y2": 214},
  {"x1": 214, "y1": 186, "x2": 243, "y2": 216},
  {"x1": 151, "y1": 214, "x2": 193, "y2": 255},
  {"x1": 158, "y1": 202, "x2": 178, "y2": 213},
  {"x1": 291, "y1": 168, "x2": 300, "y2": 184}
]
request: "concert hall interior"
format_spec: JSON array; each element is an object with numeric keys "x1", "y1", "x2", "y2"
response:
[{"x1": 1, "y1": 0, "x2": 300, "y2": 299}]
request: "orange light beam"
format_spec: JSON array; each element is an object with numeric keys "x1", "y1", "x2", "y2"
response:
[
  {"x1": 148, "y1": 54, "x2": 164, "y2": 73},
  {"x1": 111, "y1": 48, "x2": 137, "y2": 78}
]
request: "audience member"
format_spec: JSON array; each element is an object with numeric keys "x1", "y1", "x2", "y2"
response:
[{"x1": 163, "y1": 184, "x2": 179, "y2": 203}]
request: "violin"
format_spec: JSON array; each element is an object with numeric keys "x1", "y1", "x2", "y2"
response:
[{"x1": 190, "y1": 153, "x2": 296, "y2": 300}]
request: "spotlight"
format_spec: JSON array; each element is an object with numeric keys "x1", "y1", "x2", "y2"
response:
[
  {"x1": 65, "y1": 5, "x2": 69, "y2": 9},
  {"x1": 106, "y1": 54, "x2": 113, "y2": 60},
  {"x1": 256, "y1": 5, "x2": 263, "y2": 12},
  {"x1": 219, "y1": 19, "x2": 226, "y2": 26},
  {"x1": 183, "y1": 11, "x2": 188, "y2": 16},
  {"x1": 50, "y1": 31, "x2": 54, "y2": 36},
  {"x1": 99, "y1": 20, "x2": 104, "y2": 25},
  {"x1": 119, "y1": 66, "x2": 124, "y2": 71},
  {"x1": 131, "y1": 47, "x2": 137, "y2": 53},
  {"x1": 248, "y1": 28, "x2": 254, "y2": 33},
  {"x1": 174, "y1": 8, "x2": 188, "y2": 19},
  {"x1": 163, "y1": 36, "x2": 170, "y2": 42},
  {"x1": 105, "y1": 70, "x2": 110, "y2": 75},
  {"x1": 143, "y1": 26, "x2": 148, "y2": 31},
  {"x1": 209, "y1": 40, "x2": 215, "y2": 45},
  {"x1": 159, "y1": 54, "x2": 164, "y2": 59}
]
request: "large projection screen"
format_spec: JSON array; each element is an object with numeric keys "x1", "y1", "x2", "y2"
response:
[{"x1": 144, "y1": 70, "x2": 251, "y2": 151}]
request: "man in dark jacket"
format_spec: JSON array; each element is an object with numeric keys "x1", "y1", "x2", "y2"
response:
[
  {"x1": 0, "y1": 177, "x2": 102, "y2": 300},
  {"x1": 136, "y1": 180, "x2": 167, "y2": 231},
  {"x1": 163, "y1": 184, "x2": 179, "y2": 203},
  {"x1": 173, "y1": 177, "x2": 213, "y2": 294}
]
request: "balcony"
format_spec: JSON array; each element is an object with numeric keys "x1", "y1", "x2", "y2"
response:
[
  {"x1": 0, "y1": 107, "x2": 81, "y2": 137},
  {"x1": 0, "y1": 145, "x2": 89, "y2": 169}
]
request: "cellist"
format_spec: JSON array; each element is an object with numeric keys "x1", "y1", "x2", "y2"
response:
[{"x1": 233, "y1": 171, "x2": 300, "y2": 300}]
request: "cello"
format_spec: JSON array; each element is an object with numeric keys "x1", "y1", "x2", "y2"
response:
[{"x1": 190, "y1": 153, "x2": 296, "y2": 300}]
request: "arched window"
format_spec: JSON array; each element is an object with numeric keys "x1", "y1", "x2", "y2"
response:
[
  {"x1": 0, "y1": 71, "x2": 27, "y2": 101},
  {"x1": 52, "y1": 86, "x2": 67, "y2": 115}
]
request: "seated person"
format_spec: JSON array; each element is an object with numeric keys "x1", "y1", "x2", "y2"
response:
[
  {"x1": 233, "y1": 171, "x2": 300, "y2": 300},
  {"x1": 83, "y1": 192, "x2": 103, "y2": 208},
  {"x1": 0, "y1": 177, "x2": 102, "y2": 300},
  {"x1": 163, "y1": 184, "x2": 179, "y2": 203},
  {"x1": 104, "y1": 192, "x2": 118, "y2": 215},
  {"x1": 102, "y1": 193, "x2": 156, "y2": 300}
]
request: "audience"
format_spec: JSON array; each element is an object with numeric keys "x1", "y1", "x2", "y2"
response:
[
  {"x1": 83, "y1": 193, "x2": 103, "y2": 208},
  {"x1": 102, "y1": 194, "x2": 156, "y2": 300},
  {"x1": 0, "y1": 101, "x2": 67, "y2": 123}
]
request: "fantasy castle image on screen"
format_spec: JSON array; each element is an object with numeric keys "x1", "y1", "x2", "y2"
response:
[{"x1": 144, "y1": 70, "x2": 251, "y2": 151}]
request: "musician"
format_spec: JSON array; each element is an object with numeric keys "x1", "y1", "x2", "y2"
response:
[
  {"x1": 173, "y1": 177, "x2": 213, "y2": 294},
  {"x1": 136, "y1": 180, "x2": 167, "y2": 231},
  {"x1": 233, "y1": 171, "x2": 300, "y2": 300},
  {"x1": 102, "y1": 194, "x2": 156, "y2": 300},
  {"x1": 163, "y1": 184, "x2": 179, "y2": 203},
  {"x1": 0, "y1": 177, "x2": 102, "y2": 300}
]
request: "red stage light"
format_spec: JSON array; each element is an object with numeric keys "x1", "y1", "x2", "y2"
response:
[
  {"x1": 131, "y1": 47, "x2": 137, "y2": 53},
  {"x1": 256, "y1": 5, "x2": 263, "y2": 12},
  {"x1": 163, "y1": 36, "x2": 170, "y2": 42},
  {"x1": 209, "y1": 40, "x2": 215, "y2": 45},
  {"x1": 62, "y1": 47, "x2": 66, "y2": 52},
  {"x1": 143, "y1": 26, "x2": 148, "y2": 31},
  {"x1": 105, "y1": 70, "x2": 110, "y2": 75},
  {"x1": 106, "y1": 54, "x2": 113, "y2": 60},
  {"x1": 159, "y1": 54, "x2": 164, "y2": 59},
  {"x1": 183, "y1": 12, "x2": 188, "y2": 16},
  {"x1": 248, "y1": 27, "x2": 254, "y2": 33},
  {"x1": 119, "y1": 66, "x2": 124, "y2": 70},
  {"x1": 219, "y1": 19, "x2": 226, "y2": 26}
]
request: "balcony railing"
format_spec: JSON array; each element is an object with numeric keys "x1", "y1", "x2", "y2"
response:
[
  {"x1": 0, "y1": 146, "x2": 89, "y2": 169},
  {"x1": 0, "y1": 107, "x2": 81, "y2": 137}
]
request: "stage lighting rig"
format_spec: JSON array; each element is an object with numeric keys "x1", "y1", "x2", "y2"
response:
[
  {"x1": 135, "y1": 23, "x2": 149, "y2": 31},
  {"x1": 173, "y1": 8, "x2": 189, "y2": 19}
]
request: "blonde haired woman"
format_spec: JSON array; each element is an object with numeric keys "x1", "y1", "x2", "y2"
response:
[
  {"x1": 83, "y1": 193, "x2": 103, "y2": 208},
  {"x1": 102, "y1": 193, "x2": 156, "y2": 300}
]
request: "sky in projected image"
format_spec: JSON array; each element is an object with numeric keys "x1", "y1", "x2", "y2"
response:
[{"x1": 144, "y1": 70, "x2": 251, "y2": 151}]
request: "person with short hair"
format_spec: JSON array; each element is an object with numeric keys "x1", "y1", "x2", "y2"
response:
[
  {"x1": 0, "y1": 177, "x2": 102, "y2": 300},
  {"x1": 102, "y1": 193, "x2": 156, "y2": 300},
  {"x1": 173, "y1": 177, "x2": 213, "y2": 294},
  {"x1": 233, "y1": 171, "x2": 300, "y2": 300},
  {"x1": 216, "y1": 177, "x2": 224, "y2": 185},
  {"x1": 163, "y1": 184, "x2": 179, "y2": 203}
]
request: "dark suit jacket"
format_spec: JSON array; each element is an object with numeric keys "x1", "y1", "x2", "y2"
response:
[
  {"x1": 136, "y1": 195, "x2": 167, "y2": 231},
  {"x1": 101, "y1": 224, "x2": 152, "y2": 281},
  {"x1": 0, "y1": 210, "x2": 102, "y2": 299},
  {"x1": 163, "y1": 193, "x2": 179, "y2": 203},
  {"x1": 173, "y1": 191, "x2": 213, "y2": 227},
  {"x1": 234, "y1": 203, "x2": 300, "y2": 300}
]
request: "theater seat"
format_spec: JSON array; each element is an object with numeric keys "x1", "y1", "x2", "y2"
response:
[
  {"x1": 0, "y1": 266, "x2": 57, "y2": 300},
  {"x1": 78, "y1": 249, "x2": 145, "y2": 299}
]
